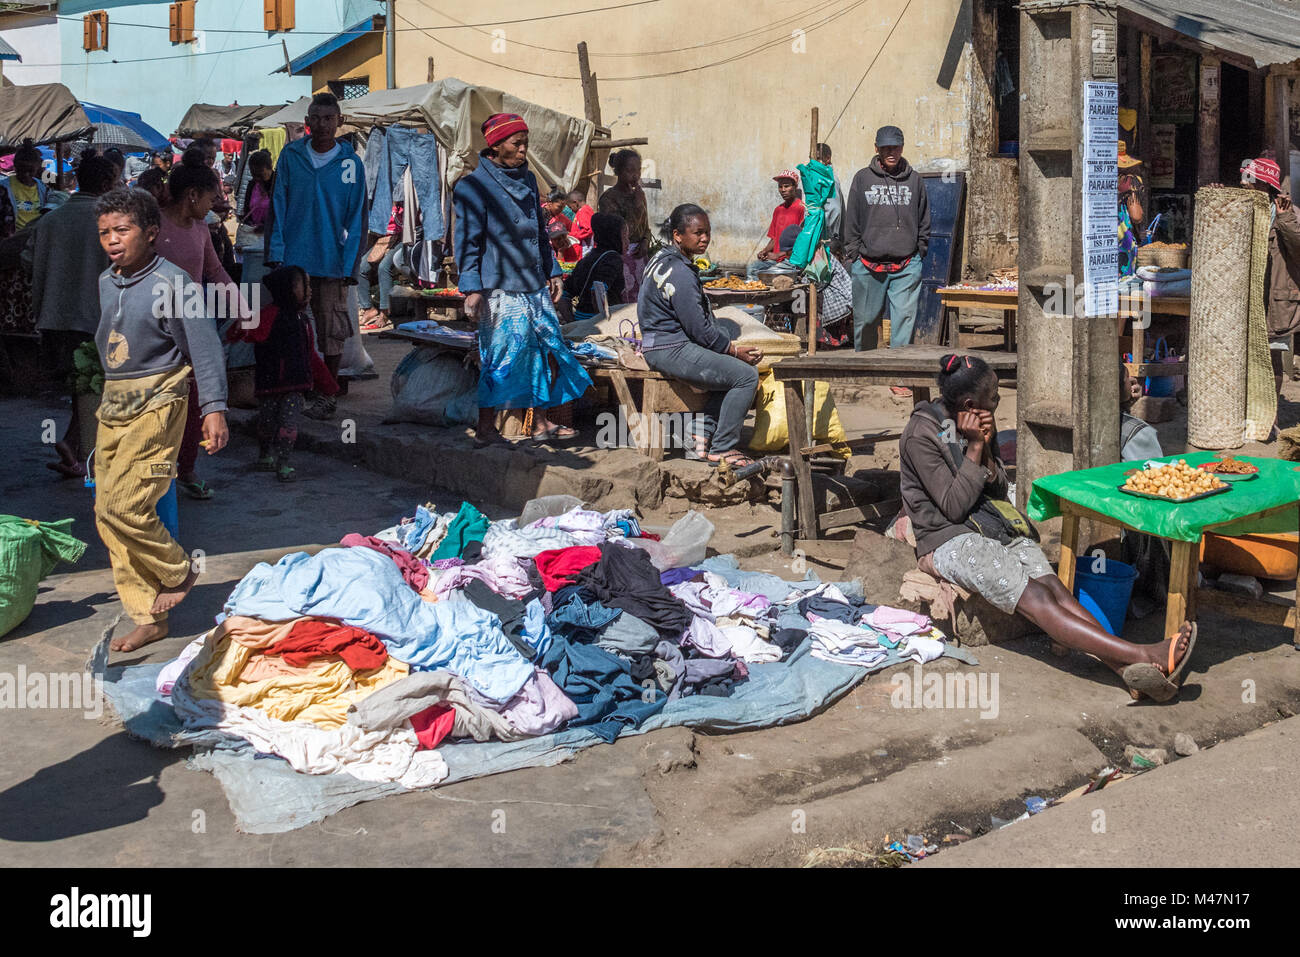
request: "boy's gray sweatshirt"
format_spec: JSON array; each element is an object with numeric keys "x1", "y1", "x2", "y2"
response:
[{"x1": 96, "y1": 255, "x2": 229, "y2": 416}]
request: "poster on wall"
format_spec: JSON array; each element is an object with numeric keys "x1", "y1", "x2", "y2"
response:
[
  {"x1": 1150, "y1": 123, "x2": 1177, "y2": 189},
  {"x1": 1152, "y1": 54, "x2": 1196, "y2": 123},
  {"x1": 1083, "y1": 81, "x2": 1119, "y2": 317}
]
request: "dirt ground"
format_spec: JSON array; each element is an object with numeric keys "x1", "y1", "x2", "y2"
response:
[{"x1": 3, "y1": 332, "x2": 1300, "y2": 867}]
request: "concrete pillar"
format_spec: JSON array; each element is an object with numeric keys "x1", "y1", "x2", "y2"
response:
[{"x1": 1016, "y1": 1, "x2": 1121, "y2": 537}]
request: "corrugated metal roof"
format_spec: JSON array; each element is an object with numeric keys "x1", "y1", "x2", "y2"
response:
[
  {"x1": 1120, "y1": 0, "x2": 1300, "y2": 68},
  {"x1": 0, "y1": 36, "x2": 22, "y2": 62}
]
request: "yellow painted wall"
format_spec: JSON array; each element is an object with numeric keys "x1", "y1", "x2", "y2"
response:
[
  {"x1": 310, "y1": 30, "x2": 387, "y2": 95},
  {"x1": 394, "y1": 0, "x2": 974, "y2": 262}
]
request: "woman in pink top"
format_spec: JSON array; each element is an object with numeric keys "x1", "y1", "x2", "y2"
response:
[{"x1": 155, "y1": 147, "x2": 239, "y2": 500}]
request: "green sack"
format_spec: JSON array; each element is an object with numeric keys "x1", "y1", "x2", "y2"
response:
[{"x1": 0, "y1": 516, "x2": 87, "y2": 638}]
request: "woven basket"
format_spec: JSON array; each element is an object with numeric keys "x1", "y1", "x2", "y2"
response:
[
  {"x1": 1137, "y1": 245, "x2": 1190, "y2": 269},
  {"x1": 1187, "y1": 187, "x2": 1253, "y2": 449},
  {"x1": 1244, "y1": 190, "x2": 1276, "y2": 441}
]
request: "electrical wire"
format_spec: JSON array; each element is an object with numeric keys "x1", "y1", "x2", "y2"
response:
[
  {"x1": 8, "y1": 41, "x2": 283, "y2": 68},
  {"x1": 398, "y1": 0, "x2": 871, "y2": 82},
  {"x1": 45, "y1": 0, "x2": 665, "y2": 35},
  {"x1": 823, "y1": 0, "x2": 915, "y2": 142},
  {"x1": 413, "y1": 0, "x2": 848, "y2": 58}
]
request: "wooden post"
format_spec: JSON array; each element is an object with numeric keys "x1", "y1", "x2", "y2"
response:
[
  {"x1": 577, "y1": 42, "x2": 606, "y2": 205},
  {"x1": 807, "y1": 107, "x2": 819, "y2": 358},
  {"x1": 427, "y1": 56, "x2": 436, "y2": 83},
  {"x1": 1197, "y1": 56, "x2": 1220, "y2": 186},
  {"x1": 784, "y1": 382, "x2": 818, "y2": 541},
  {"x1": 1137, "y1": 34, "x2": 1151, "y2": 159},
  {"x1": 1265, "y1": 68, "x2": 1290, "y2": 170}
]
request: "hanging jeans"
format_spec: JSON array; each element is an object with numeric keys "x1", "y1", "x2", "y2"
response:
[
  {"x1": 850, "y1": 256, "x2": 923, "y2": 351},
  {"x1": 365, "y1": 126, "x2": 444, "y2": 239}
]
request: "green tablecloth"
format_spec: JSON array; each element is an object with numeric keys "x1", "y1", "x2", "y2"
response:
[{"x1": 1028, "y1": 452, "x2": 1300, "y2": 542}]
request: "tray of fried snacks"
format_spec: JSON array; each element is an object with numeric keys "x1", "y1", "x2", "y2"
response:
[{"x1": 1119, "y1": 459, "x2": 1230, "y2": 502}]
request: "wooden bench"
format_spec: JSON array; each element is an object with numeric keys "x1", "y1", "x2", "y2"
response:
[{"x1": 587, "y1": 365, "x2": 712, "y2": 460}]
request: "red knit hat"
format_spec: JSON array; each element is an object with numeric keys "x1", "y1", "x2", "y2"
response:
[
  {"x1": 1241, "y1": 157, "x2": 1282, "y2": 191},
  {"x1": 482, "y1": 113, "x2": 528, "y2": 148}
]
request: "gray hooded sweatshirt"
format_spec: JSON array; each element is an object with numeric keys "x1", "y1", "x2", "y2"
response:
[{"x1": 96, "y1": 255, "x2": 229, "y2": 417}]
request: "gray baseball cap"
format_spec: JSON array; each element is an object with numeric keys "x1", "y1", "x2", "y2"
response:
[{"x1": 875, "y1": 125, "x2": 905, "y2": 147}]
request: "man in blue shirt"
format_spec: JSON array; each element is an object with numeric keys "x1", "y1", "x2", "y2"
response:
[{"x1": 267, "y1": 92, "x2": 367, "y2": 419}]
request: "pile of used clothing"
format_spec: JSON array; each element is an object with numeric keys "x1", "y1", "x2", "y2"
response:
[{"x1": 155, "y1": 498, "x2": 954, "y2": 788}]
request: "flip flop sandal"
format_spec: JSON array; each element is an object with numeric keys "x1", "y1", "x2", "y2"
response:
[
  {"x1": 276, "y1": 466, "x2": 297, "y2": 483},
  {"x1": 1166, "y1": 621, "x2": 1198, "y2": 685},
  {"x1": 254, "y1": 455, "x2": 277, "y2": 472},
  {"x1": 178, "y1": 479, "x2": 213, "y2": 500},
  {"x1": 1120, "y1": 662, "x2": 1180, "y2": 703},
  {"x1": 532, "y1": 426, "x2": 578, "y2": 444},
  {"x1": 472, "y1": 433, "x2": 509, "y2": 449}
]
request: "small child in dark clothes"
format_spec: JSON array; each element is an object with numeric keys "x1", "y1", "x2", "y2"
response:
[
  {"x1": 229, "y1": 265, "x2": 336, "y2": 482},
  {"x1": 563, "y1": 212, "x2": 626, "y2": 318}
]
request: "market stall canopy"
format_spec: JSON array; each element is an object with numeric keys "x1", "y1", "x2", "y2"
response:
[
  {"x1": 175, "y1": 103, "x2": 282, "y2": 138},
  {"x1": 337, "y1": 77, "x2": 594, "y2": 192},
  {"x1": 1120, "y1": 0, "x2": 1300, "y2": 69},
  {"x1": 254, "y1": 97, "x2": 313, "y2": 129},
  {"x1": 0, "y1": 83, "x2": 94, "y2": 152},
  {"x1": 82, "y1": 102, "x2": 171, "y2": 153}
]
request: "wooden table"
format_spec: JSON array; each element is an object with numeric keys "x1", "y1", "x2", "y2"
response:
[
  {"x1": 771, "y1": 346, "x2": 1018, "y2": 542},
  {"x1": 939, "y1": 286, "x2": 1017, "y2": 352},
  {"x1": 1055, "y1": 500, "x2": 1300, "y2": 649},
  {"x1": 938, "y1": 285, "x2": 1191, "y2": 380}
]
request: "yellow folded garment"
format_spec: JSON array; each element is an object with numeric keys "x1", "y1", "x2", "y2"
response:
[{"x1": 184, "y1": 625, "x2": 408, "y2": 729}]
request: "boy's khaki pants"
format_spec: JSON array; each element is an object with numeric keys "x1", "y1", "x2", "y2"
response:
[{"x1": 94, "y1": 396, "x2": 191, "y2": 625}]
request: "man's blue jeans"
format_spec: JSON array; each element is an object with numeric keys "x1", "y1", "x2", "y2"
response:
[{"x1": 850, "y1": 256, "x2": 923, "y2": 350}]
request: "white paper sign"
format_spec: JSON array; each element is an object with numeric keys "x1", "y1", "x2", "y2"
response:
[{"x1": 1082, "y1": 81, "x2": 1119, "y2": 316}]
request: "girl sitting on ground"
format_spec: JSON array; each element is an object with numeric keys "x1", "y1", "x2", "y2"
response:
[{"x1": 898, "y1": 353, "x2": 1196, "y2": 701}]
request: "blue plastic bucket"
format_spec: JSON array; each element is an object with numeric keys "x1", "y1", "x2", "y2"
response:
[
  {"x1": 1143, "y1": 338, "x2": 1176, "y2": 397},
  {"x1": 1073, "y1": 558, "x2": 1138, "y2": 636}
]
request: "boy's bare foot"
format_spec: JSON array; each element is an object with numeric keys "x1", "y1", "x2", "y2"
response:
[
  {"x1": 111, "y1": 620, "x2": 168, "y2": 653},
  {"x1": 150, "y1": 567, "x2": 198, "y2": 616}
]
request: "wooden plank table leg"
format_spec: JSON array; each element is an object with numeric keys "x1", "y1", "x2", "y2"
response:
[
  {"x1": 608, "y1": 370, "x2": 644, "y2": 455},
  {"x1": 784, "y1": 381, "x2": 818, "y2": 542},
  {"x1": 1004, "y1": 308, "x2": 1015, "y2": 352},
  {"x1": 807, "y1": 282, "x2": 818, "y2": 356},
  {"x1": 1166, "y1": 538, "x2": 1197, "y2": 640},
  {"x1": 1054, "y1": 513, "x2": 1081, "y2": 656},
  {"x1": 643, "y1": 378, "x2": 665, "y2": 461}
]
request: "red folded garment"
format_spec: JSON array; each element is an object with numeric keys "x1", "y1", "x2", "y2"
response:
[
  {"x1": 263, "y1": 619, "x2": 388, "y2": 671},
  {"x1": 532, "y1": 546, "x2": 603, "y2": 592},
  {"x1": 410, "y1": 704, "x2": 455, "y2": 750},
  {"x1": 340, "y1": 533, "x2": 429, "y2": 591}
]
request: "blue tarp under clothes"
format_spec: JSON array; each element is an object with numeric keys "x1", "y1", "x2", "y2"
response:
[{"x1": 99, "y1": 629, "x2": 977, "y2": 833}]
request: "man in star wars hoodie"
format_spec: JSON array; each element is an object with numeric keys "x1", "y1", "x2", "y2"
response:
[{"x1": 844, "y1": 125, "x2": 930, "y2": 352}]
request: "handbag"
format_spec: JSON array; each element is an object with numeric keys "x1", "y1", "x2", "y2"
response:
[{"x1": 938, "y1": 431, "x2": 1038, "y2": 546}]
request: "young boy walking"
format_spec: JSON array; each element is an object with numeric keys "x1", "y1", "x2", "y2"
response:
[{"x1": 93, "y1": 187, "x2": 229, "y2": 653}]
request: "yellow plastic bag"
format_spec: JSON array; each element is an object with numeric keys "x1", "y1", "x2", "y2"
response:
[{"x1": 750, "y1": 370, "x2": 850, "y2": 457}]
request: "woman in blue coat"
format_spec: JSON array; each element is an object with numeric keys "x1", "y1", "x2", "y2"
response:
[{"x1": 453, "y1": 113, "x2": 592, "y2": 446}]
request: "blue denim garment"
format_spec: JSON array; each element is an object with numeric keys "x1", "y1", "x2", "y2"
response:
[
  {"x1": 364, "y1": 125, "x2": 444, "y2": 238},
  {"x1": 547, "y1": 585, "x2": 621, "y2": 639},
  {"x1": 538, "y1": 635, "x2": 665, "y2": 743}
]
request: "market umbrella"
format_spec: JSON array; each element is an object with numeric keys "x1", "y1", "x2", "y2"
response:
[{"x1": 80, "y1": 102, "x2": 170, "y2": 153}]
